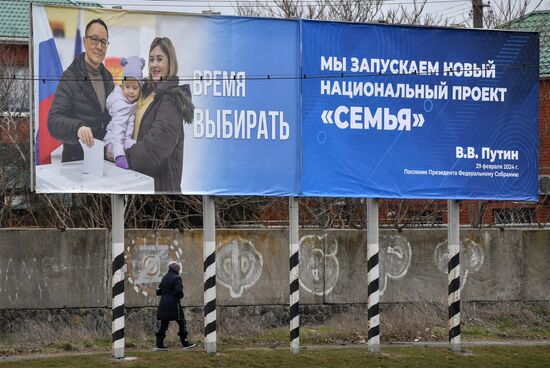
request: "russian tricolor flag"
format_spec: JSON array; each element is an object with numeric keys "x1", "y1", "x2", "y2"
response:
[
  {"x1": 33, "y1": 6, "x2": 62, "y2": 165},
  {"x1": 74, "y1": 9, "x2": 84, "y2": 60}
]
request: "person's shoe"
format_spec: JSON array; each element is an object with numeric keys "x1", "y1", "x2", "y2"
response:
[
  {"x1": 155, "y1": 335, "x2": 168, "y2": 351},
  {"x1": 181, "y1": 341, "x2": 196, "y2": 350}
]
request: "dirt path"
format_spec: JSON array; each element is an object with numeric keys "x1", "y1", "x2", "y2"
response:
[
  {"x1": 2, "y1": 339, "x2": 550, "y2": 362},
  {"x1": 227, "y1": 339, "x2": 550, "y2": 351},
  {"x1": 0, "y1": 350, "x2": 103, "y2": 363}
]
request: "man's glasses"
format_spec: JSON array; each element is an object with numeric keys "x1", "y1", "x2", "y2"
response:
[{"x1": 85, "y1": 35, "x2": 109, "y2": 48}]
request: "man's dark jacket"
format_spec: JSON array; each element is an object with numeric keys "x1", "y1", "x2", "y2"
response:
[
  {"x1": 48, "y1": 53, "x2": 114, "y2": 162},
  {"x1": 156, "y1": 269, "x2": 184, "y2": 321},
  {"x1": 126, "y1": 78, "x2": 194, "y2": 193}
]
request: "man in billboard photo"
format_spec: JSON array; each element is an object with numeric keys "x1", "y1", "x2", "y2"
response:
[
  {"x1": 155, "y1": 261, "x2": 196, "y2": 351},
  {"x1": 48, "y1": 19, "x2": 114, "y2": 162},
  {"x1": 125, "y1": 37, "x2": 194, "y2": 193}
]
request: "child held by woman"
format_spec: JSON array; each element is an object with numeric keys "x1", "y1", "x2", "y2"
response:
[{"x1": 104, "y1": 56, "x2": 145, "y2": 169}]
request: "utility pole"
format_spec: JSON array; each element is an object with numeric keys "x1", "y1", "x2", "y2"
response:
[{"x1": 472, "y1": 0, "x2": 483, "y2": 28}]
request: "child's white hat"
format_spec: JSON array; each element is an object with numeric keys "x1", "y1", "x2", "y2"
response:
[{"x1": 121, "y1": 56, "x2": 145, "y2": 82}]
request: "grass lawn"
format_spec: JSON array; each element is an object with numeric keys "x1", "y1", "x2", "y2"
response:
[{"x1": 1, "y1": 345, "x2": 550, "y2": 368}]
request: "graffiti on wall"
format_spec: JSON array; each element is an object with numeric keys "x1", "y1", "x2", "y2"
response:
[
  {"x1": 0, "y1": 257, "x2": 32, "y2": 305},
  {"x1": 124, "y1": 232, "x2": 484, "y2": 301},
  {"x1": 0, "y1": 253, "x2": 100, "y2": 306},
  {"x1": 379, "y1": 235, "x2": 412, "y2": 296},
  {"x1": 299, "y1": 235, "x2": 340, "y2": 296},
  {"x1": 217, "y1": 238, "x2": 263, "y2": 298},
  {"x1": 1, "y1": 258, "x2": 18, "y2": 304},
  {"x1": 434, "y1": 237, "x2": 485, "y2": 291},
  {"x1": 127, "y1": 234, "x2": 183, "y2": 297}
]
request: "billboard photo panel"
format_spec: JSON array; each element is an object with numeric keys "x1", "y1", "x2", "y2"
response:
[{"x1": 32, "y1": 5, "x2": 300, "y2": 195}]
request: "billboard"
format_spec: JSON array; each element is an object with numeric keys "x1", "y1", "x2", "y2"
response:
[
  {"x1": 301, "y1": 20, "x2": 539, "y2": 201},
  {"x1": 32, "y1": 5, "x2": 299, "y2": 195},
  {"x1": 31, "y1": 5, "x2": 539, "y2": 200}
]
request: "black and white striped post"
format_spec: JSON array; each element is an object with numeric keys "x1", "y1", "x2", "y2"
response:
[
  {"x1": 111, "y1": 194, "x2": 125, "y2": 359},
  {"x1": 203, "y1": 195, "x2": 217, "y2": 354},
  {"x1": 367, "y1": 198, "x2": 380, "y2": 353},
  {"x1": 447, "y1": 199, "x2": 461, "y2": 352},
  {"x1": 289, "y1": 197, "x2": 300, "y2": 354}
]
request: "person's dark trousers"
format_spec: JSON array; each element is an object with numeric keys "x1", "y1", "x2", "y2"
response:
[{"x1": 156, "y1": 319, "x2": 189, "y2": 344}]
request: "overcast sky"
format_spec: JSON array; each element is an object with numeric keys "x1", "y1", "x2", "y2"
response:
[{"x1": 94, "y1": 0, "x2": 550, "y2": 26}]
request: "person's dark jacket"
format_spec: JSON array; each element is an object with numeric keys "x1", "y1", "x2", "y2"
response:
[
  {"x1": 156, "y1": 269, "x2": 184, "y2": 321},
  {"x1": 48, "y1": 52, "x2": 114, "y2": 162},
  {"x1": 126, "y1": 78, "x2": 194, "y2": 193}
]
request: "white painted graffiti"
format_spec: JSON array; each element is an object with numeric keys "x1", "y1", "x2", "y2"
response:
[
  {"x1": 379, "y1": 235, "x2": 412, "y2": 296},
  {"x1": 434, "y1": 237, "x2": 485, "y2": 291},
  {"x1": 217, "y1": 238, "x2": 263, "y2": 298},
  {"x1": 299, "y1": 235, "x2": 339, "y2": 296},
  {"x1": 0, "y1": 255, "x2": 92, "y2": 307},
  {"x1": 1, "y1": 258, "x2": 17, "y2": 304},
  {"x1": 127, "y1": 235, "x2": 182, "y2": 297}
]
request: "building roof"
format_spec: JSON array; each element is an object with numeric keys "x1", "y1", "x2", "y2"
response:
[
  {"x1": 0, "y1": 0, "x2": 99, "y2": 40},
  {"x1": 508, "y1": 10, "x2": 550, "y2": 76}
]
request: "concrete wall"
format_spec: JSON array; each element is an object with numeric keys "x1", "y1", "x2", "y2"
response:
[
  {"x1": 0, "y1": 230, "x2": 108, "y2": 309},
  {"x1": 0, "y1": 229, "x2": 548, "y2": 310},
  {"x1": 522, "y1": 230, "x2": 550, "y2": 301}
]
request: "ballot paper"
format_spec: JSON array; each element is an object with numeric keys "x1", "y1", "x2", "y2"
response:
[{"x1": 79, "y1": 139, "x2": 105, "y2": 176}]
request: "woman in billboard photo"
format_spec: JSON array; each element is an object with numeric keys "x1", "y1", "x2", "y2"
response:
[
  {"x1": 125, "y1": 37, "x2": 194, "y2": 193},
  {"x1": 48, "y1": 18, "x2": 115, "y2": 162}
]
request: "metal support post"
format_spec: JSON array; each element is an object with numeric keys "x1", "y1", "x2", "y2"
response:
[
  {"x1": 203, "y1": 195, "x2": 217, "y2": 354},
  {"x1": 367, "y1": 198, "x2": 380, "y2": 353}
]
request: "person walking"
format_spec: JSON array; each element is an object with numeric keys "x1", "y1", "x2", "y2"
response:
[{"x1": 155, "y1": 261, "x2": 196, "y2": 351}]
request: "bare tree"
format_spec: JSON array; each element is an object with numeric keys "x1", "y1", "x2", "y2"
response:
[
  {"x1": 381, "y1": 0, "x2": 449, "y2": 26},
  {"x1": 486, "y1": 0, "x2": 543, "y2": 29},
  {"x1": 233, "y1": 0, "x2": 385, "y2": 22},
  {"x1": 234, "y1": 0, "x2": 546, "y2": 28},
  {"x1": 319, "y1": 0, "x2": 385, "y2": 23},
  {"x1": 233, "y1": 0, "x2": 327, "y2": 19},
  {"x1": 233, "y1": 0, "x2": 448, "y2": 25},
  {"x1": 0, "y1": 43, "x2": 32, "y2": 227}
]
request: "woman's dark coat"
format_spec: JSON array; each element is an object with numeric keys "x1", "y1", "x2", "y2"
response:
[
  {"x1": 126, "y1": 78, "x2": 194, "y2": 193},
  {"x1": 156, "y1": 269, "x2": 184, "y2": 321},
  {"x1": 48, "y1": 52, "x2": 114, "y2": 162}
]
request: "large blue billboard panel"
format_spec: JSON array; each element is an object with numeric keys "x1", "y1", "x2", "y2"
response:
[{"x1": 301, "y1": 20, "x2": 539, "y2": 200}]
